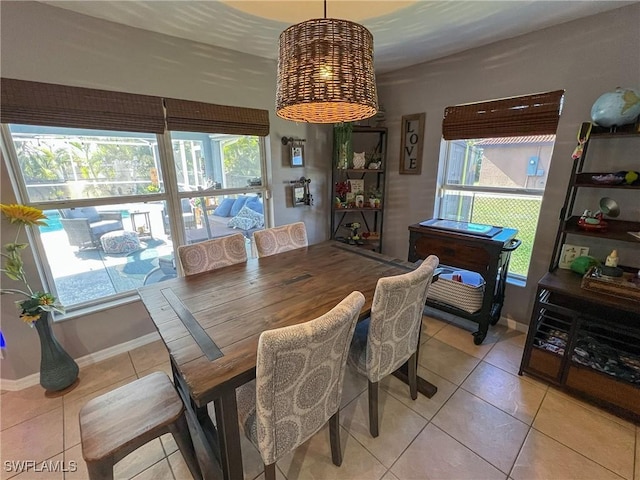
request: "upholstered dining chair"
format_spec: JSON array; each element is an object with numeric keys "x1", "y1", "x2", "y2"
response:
[
  {"x1": 177, "y1": 232, "x2": 247, "y2": 276},
  {"x1": 348, "y1": 255, "x2": 439, "y2": 437},
  {"x1": 253, "y1": 221, "x2": 308, "y2": 257},
  {"x1": 236, "y1": 291, "x2": 365, "y2": 480}
]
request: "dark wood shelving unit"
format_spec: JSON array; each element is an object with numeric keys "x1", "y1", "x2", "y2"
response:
[
  {"x1": 520, "y1": 120, "x2": 640, "y2": 422},
  {"x1": 331, "y1": 126, "x2": 387, "y2": 253}
]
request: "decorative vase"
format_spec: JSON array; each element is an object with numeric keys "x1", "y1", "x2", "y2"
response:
[{"x1": 33, "y1": 312, "x2": 79, "y2": 391}]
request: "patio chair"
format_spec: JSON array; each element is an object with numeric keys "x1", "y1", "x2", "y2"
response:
[{"x1": 59, "y1": 208, "x2": 124, "y2": 249}]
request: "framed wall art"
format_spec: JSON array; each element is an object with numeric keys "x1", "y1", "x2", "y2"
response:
[
  {"x1": 399, "y1": 113, "x2": 425, "y2": 175},
  {"x1": 291, "y1": 144, "x2": 304, "y2": 167}
]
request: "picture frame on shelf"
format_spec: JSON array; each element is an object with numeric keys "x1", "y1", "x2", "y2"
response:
[
  {"x1": 559, "y1": 243, "x2": 590, "y2": 270},
  {"x1": 347, "y1": 179, "x2": 364, "y2": 203}
]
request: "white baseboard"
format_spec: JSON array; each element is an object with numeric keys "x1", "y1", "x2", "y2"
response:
[
  {"x1": 0, "y1": 332, "x2": 160, "y2": 391},
  {"x1": 497, "y1": 316, "x2": 529, "y2": 334},
  {"x1": 424, "y1": 305, "x2": 529, "y2": 335}
]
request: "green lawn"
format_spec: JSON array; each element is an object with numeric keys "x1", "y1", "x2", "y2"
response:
[{"x1": 470, "y1": 196, "x2": 542, "y2": 277}]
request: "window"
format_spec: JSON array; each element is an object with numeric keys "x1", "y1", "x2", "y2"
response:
[
  {"x1": 437, "y1": 135, "x2": 554, "y2": 278},
  {"x1": 2, "y1": 124, "x2": 267, "y2": 311},
  {"x1": 1, "y1": 78, "x2": 270, "y2": 317},
  {"x1": 437, "y1": 91, "x2": 564, "y2": 279}
]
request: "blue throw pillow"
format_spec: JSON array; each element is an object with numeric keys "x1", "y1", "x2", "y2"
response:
[
  {"x1": 230, "y1": 196, "x2": 249, "y2": 216},
  {"x1": 213, "y1": 198, "x2": 235, "y2": 217},
  {"x1": 245, "y1": 196, "x2": 263, "y2": 214},
  {"x1": 64, "y1": 207, "x2": 101, "y2": 223}
]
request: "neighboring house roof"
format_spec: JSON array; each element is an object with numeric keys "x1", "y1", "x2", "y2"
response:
[{"x1": 474, "y1": 135, "x2": 556, "y2": 145}]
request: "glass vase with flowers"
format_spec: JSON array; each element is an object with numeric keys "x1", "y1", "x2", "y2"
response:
[{"x1": 0, "y1": 204, "x2": 78, "y2": 391}]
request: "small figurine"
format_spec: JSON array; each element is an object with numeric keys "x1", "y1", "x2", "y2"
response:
[
  {"x1": 344, "y1": 222, "x2": 363, "y2": 245},
  {"x1": 605, "y1": 249, "x2": 619, "y2": 267},
  {"x1": 353, "y1": 152, "x2": 366, "y2": 169}
]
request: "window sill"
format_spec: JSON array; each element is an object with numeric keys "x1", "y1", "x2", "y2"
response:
[
  {"x1": 52, "y1": 293, "x2": 140, "y2": 323},
  {"x1": 506, "y1": 275, "x2": 526, "y2": 288}
]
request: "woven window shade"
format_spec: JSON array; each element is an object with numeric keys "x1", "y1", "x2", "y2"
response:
[
  {"x1": 442, "y1": 90, "x2": 564, "y2": 140},
  {"x1": 0, "y1": 78, "x2": 165, "y2": 133},
  {"x1": 276, "y1": 18, "x2": 378, "y2": 124},
  {"x1": 165, "y1": 98, "x2": 269, "y2": 137}
]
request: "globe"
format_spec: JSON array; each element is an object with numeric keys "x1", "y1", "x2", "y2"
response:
[{"x1": 590, "y1": 87, "x2": 640, "y2": 128}]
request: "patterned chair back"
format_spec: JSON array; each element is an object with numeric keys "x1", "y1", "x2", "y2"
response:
[
  {"x1": 254, "y1": 291, "x2": 365, "y2": 465},
  {"x1": 253, "y1": 222, "x2": 308, "y2": 258},
  {"x1": 366, "y1": 255, "x2": 439, "y2": 383},
  {"x1": 177, "y1": 233, "x2": 247, "y2": 276}
]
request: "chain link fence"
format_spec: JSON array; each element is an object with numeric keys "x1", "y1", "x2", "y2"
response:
[{"x1": 470, "y1": 194, "x2": 542, "y2": 277}]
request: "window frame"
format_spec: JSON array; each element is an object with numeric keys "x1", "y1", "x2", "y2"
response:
[
  {"x1": 1, "y1": 124, "x2": 269, "y2": 319},
  {"x1": 435, "y1": 137, "x2": 554, "y2": 282}
]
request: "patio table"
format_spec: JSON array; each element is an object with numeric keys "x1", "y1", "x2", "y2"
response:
[{"x1": 137, "y1": 241, "x2": 437, "y2": 480}]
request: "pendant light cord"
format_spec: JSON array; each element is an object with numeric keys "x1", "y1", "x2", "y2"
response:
[{"x1": 324, "y1": 0, "x2": 327, "y2": 19}]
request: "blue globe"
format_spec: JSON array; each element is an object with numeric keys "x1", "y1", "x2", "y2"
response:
[{"x1": 590, "y1": 87, "x2": 640, "y2": 127}]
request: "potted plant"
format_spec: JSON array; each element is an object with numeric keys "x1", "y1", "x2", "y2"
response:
[
  {"x1": 368, "y1": 186, "x2": 382, "y2": 208},
  {"x1": 335, "y1": 181, "x2": 350, "y2": 208}
]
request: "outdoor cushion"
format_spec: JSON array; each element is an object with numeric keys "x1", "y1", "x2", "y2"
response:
[
  {"x1": 213, "y1": 198, "x2": 235, "y2": 217},
  {"x1": 230, "y1": 196, "x2": 249, "y2": 216},
  {"x1": 63, "y1": 207, "x2": 101, "y2": 223},
  {"x1": 100, "y1": 230, "x2": 140, "y2": 255},
  {"x1": 228, "y1": 205, "x2": 264, "y2": 229},
  {"x1": 245, "y1": 196, "x2": 263, "y2": 214},
  {"x1": 90, "y1": 220, "x2": 125, "y2": 238},
  {"x1": 227, "y1": 216, "x2": 255, "y2": 231}
]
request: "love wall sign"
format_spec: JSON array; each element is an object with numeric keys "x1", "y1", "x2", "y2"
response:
[{"x1": 399, "y1": 113, "x2": 425, "y2": 175}]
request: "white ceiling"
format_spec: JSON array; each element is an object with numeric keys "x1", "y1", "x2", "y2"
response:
[{"x1": 42, "y1": 1, "x2": 634, "y2": 73}]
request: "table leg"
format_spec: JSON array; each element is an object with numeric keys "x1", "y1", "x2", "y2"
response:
[
  {"x1": 214, "y1": 391, "x2": 244, "y2": 480},
  {"x1": 392, "y1": 367, "x2": 437, "y2": 398},
  {"x1": 171, "y1": 362, "x2": 223, "y2": 480}
]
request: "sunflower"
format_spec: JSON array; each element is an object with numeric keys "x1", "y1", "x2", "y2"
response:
[
  {"x1": 20, "y1": 312, "x2": 41, "y2": 324},
  {"x1": 0, "y1": 204, "x2": 64, "y2": 324},
  {"x1": 0, "y1": 204, "x2": 48, "y2": 227}
]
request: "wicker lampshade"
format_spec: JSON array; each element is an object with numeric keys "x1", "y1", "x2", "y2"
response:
[{"x1": 276, "y1": 18, "x2": 379, "y2": 124}]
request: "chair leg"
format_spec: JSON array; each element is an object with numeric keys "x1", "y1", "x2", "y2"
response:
[
  {"x1": 169, "y1": 410, "x2": 203, "y2": 480},
  {"x1": 329, "y1": 411, "x2": 342, "y2": 466},
  {"x1": 264, "y1": 463, "x2": 277, "y2": 480},
  {"x1": 368, "y1": 380, "x2": 379, "y2": 438},
  {"x1": 86, "y1": 460, "x2": 114, "y2": 480},
  {"x1": 408, "y1": 352, "x2": 418, "y2": 400}
]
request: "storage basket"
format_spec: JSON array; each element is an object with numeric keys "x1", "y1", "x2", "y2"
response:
[{"x1": 428, "y1": 270, "x2": 485, "y2": 314}]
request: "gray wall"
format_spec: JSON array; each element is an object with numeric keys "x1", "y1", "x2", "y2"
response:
[
  {"x1": 377, "y1": 3, "x2": 639, "y2": 327},
  {"x1": 0, "y1": 1, "x2": 331, "y2": 380},
  {"x1": 1, "y1": 1, "x2": 638, "y2": 380}
]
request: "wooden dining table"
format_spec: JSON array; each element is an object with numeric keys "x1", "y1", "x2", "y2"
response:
[{"x1": 137, "y1": 241, "x2": 437, "y2": 480}]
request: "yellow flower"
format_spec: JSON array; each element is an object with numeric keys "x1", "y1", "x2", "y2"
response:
[
  {"x1": 20, "y1": 312, "x2": 41, "y2": 324},
  {"x1": 39, "y1": 295, "x2": 54, "y2": 306},
  {"x1": 0, "y1": 204, "x2": 48, "y2": 227}
]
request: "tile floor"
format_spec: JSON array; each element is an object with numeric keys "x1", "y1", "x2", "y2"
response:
[{"x1": 1, "y1": 315, "x2": 638, "y2": 480}]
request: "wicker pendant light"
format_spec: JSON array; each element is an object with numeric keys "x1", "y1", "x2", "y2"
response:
[{"x1": 276, "y1": 2, "x2": 378, "y2": 124}]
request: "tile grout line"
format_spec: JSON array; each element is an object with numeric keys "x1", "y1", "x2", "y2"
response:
[
  {"x1": 418, "y1": 334, "x2": 534, "y2": 477},
  {"x1": 530, "y1": 427, "x2": 630, "y2": 480},
  {"x1": 528, "y1": 387, "x2": 633, "y2": 479}
]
